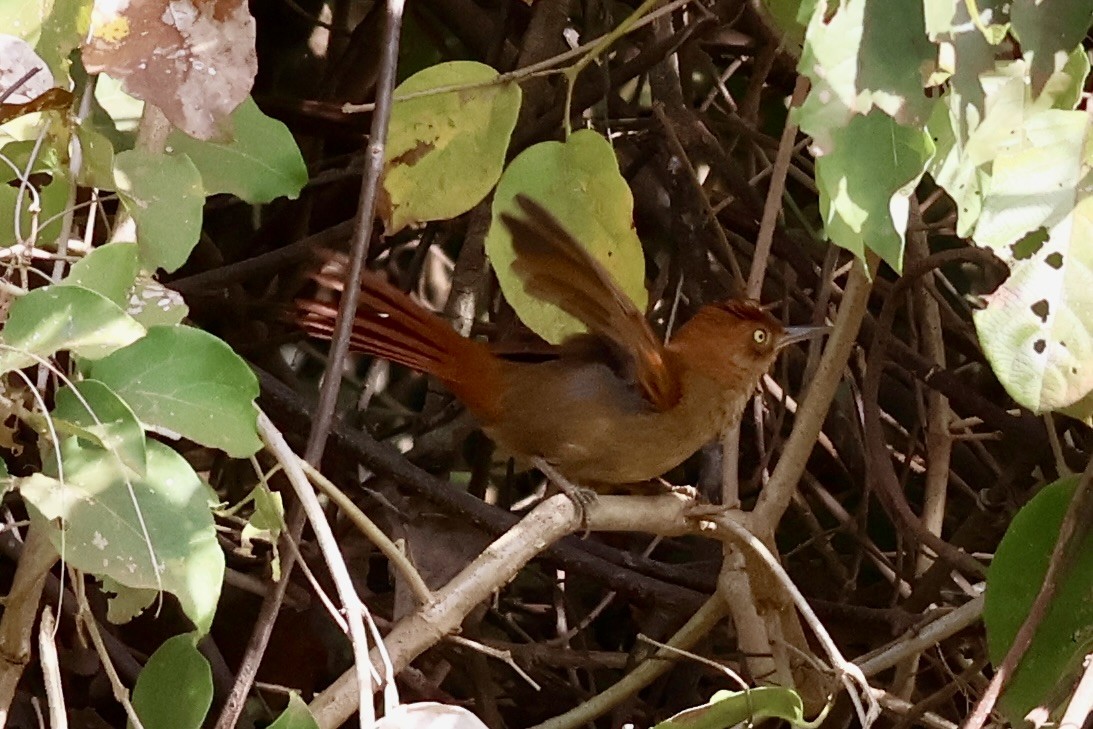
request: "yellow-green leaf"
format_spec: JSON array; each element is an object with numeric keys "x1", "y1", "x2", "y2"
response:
[
  {"x1": 486, "y1": 129, "x2": 646, "y2": 344},
  {"x1": 380, "y1": 61, "x2": 520, "y2": 233}
]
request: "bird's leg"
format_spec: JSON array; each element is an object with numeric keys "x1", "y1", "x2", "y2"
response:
[{"x1": 531, "y1": 457, "x2": 596, "y2": 531}]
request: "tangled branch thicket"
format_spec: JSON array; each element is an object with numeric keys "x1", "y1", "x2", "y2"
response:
[{"x1": 159, "y1": 2, "x2": 1088, "y2": 727}]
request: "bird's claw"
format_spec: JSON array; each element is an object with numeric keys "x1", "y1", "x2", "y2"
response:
[
  {"x1": 531, "y1": 457, "x2": 595, "y2": 535},
  {"x1": 665, "y1": 483, "x2": 700, "y2": 500}
]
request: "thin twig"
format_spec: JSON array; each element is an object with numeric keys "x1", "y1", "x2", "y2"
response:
[
  {"x1": 300, "y1": 460, "x2": 433, "y2": 605},
  {"x1": 746, "y1": 75, "x2": 809, "y2": 300},
  {"x1": 258, "y1": 413, "x2": 379, "y2": 727},
  {"x1": 215, "y1": 0, "x2": 406, "y2": 724},
  {"x1": 751, "y1": 257, "x2": 873, "y2": 531},
  {"x1": 1059, "y1": 652, "x2": 1093, "y2": 729},
  {"x1": 37, "y1": 606, "x2": 66, "y2": 729}
]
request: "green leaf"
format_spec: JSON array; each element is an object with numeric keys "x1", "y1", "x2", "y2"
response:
[
  {"x1": 927, "y1": 55, "x2": 1090, "y2": 238},
  {"x1": 654, "y1": 686, "x2": 807, "y2": 728},
  {"x1": 759, "y1": 0, "x2": 809, "y2": 51},
  {"x1": 62, "y1": 242, "x2": 140, "y2": 306},
  {"x1": 0, "y1": 285, "x2": 145, "y2": 373},
  {"x1": 93, "y1": 73, "x2": 143, "y2": 135},
  {"x1": 1044, "y1": 47, "x2": 1091, "y2": 112},
  {"x1": 130, "y1": 634, "x2": 213, "y2": 729},
  {"x1": 54, "y1": 379, "x2": 146, "y2": 475},
  {"x1": 984, "y1": 476, "x2": 1093, "y2": 726},
  {"x1": 75, "y1": 124, "x2": 117, "y2": 191},
  {"x1": 0, "y1": 167, "x2": 71, "y2": 248},
  {"x1": 268, "y1": 693, "x2": 320, "y2": 729},
  {"x1": 19, "y1": 439, "x2": 224, "y2": 634},
  {"x1": 126, "y1": 275, "x2": 189, "y2": 328},
  {"x1": 1010, "y1": 0, "x2": 1093, "y2": 95},
  {"x1": 240, "y1": 483, "x2": 284, "y2": 578},
  {"x1": 165, "y1": 96, "x2": 306, "y2": 204},
  {"x1": 972, "y1": 109, "x2": 1093, "y2": 412},
  {"x1": 114, "y1": 148, "x2": 204, "y2": 273},
  {"x1": 796, "y1": 0, "x2": 935, "y2": 151},
  {"x1": 32, "y1": 0, "x2": 91, "y2": 88},
  {"x1": 86, "y1": 326, "x2": 261, "y2": 457},
  {"x1": 486, "y1": 129, "x2": 646, "y2": 344},
  {"x1": 101, "y1": 576, "x2": 157, "y2": 625},
  {"x1": 380, "y1": 61, "x2": 521, "y2": 233},
  {"x1": 815, "y1": 111, "x2": 934, "y2": 271},
  {"x1": 1059, "y1": 387, "x2": 1093, "y2": 423},
  {"x1": 0, "y1": 1, "x2": 50, "y2": 45}
]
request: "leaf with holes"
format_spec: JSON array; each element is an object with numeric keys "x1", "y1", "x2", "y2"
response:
[
  {"x1": 63, "y1": 242, "x2": 140, "y2": 306},
  {"x1": 82, "y1": 0, "x2": 256, "y2": 140},
  {"x1": 1010, "y1": 0, "x2": 1093, "y2": 94},
  {"x1": 973, "y1": 109, "x2": 1093, "y2": 412},
  {"x1": 795, "y1": 0, "x2": 935, "y2": 152},
  {"x1": 18, "y1": 439, "x2": 223, "y2": 634}
]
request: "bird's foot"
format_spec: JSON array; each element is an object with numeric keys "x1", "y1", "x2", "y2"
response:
[
  {"x1": 661, "y1": 481, "x2": 700, "y2": 501},
  {"x1": 531, "y1": 457, "x2": 595, "y2": 534}
]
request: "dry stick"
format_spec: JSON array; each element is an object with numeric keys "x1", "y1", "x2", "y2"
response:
[
  {"x1": 712, "y1": 513, "x2": 881, "y2": 727},
  {"x1": 38, "y1": 606, "x2": 66, "y2": 729},
  {"x1": 893, "y1": 655, "x2": 989, "y2": 729},
  {"x1": 745, "y1": 74, "x2": 809, "y2": 300},
  {"x1": 651, "y1": 103, "x2": 745, "y2": 289},
  {"x1": 531, "y1": 597, "x2": 731, "y2": 729},
  {"x1": 74, "y1": 581, "x2": 145, "y2": 729},
  {"x1": 708, "y1": 65, "x2": 813, "y2": 700},
  {"x1": 732, "y1": 259, "x2": 873, "y2": 709},
  {"x1": 751, "y1": 257, "x2": 873, "y2": 531},
  {"x1": 962, "y1": 455, "x2": 1093, "y2": 729},
  {"x1": 893, "y1": 204, "x2": 953, "y2": 700},
  {"x1": 908, "y1": 205, "x2": 954, "y2": 573},
  {"x1": 856, "y1": 596, "x2": 984, "y2": 677},
  {"x1": 0, "y1": 525, "x2": 59, "y2": 721},
  {"x1": 213, "y1": 2, "x2": 405, "y2": 726},
  {"x1": 0, "y1": 67, "x2": 40, "y2": 103},
  {"x1": 871, "y1": 689, "x2": 958, "y2": 729},
  {"x1": 307, "y1": 493, "x2": 701, "y2": 727},
  {"x1": 257, "y1": 369, "x2": 708, "y2": 610},
  {"x1": 862, "y1": 249, "x2": 994, "y2": 578},
  {"x1": 300, "y1": 460, "x2": 432, "y2": 605},
  {"x1": 257, "y1": 414, "x2": 379, "y2": 726},
  {"x1": 738, "y1": 77, "x2": 817, "y2": 515},
  {"x1": 339, "y1": 0, "x2": 696, "y2": 115},
  {"x1": 1059, "y1": 652, "x2": 1093, "y2": 729}
]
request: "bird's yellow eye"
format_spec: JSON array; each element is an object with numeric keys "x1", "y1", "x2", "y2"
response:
[{"x1": 753, "y1": 328, "x2": 769, "y2": 345}]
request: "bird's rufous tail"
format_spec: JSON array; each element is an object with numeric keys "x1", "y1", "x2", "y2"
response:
[{"x1": 297, "y1": 261, "x2": 502, "y2": 421}]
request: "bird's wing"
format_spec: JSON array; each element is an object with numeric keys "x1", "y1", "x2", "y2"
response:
[{"x1": 499, "y1": 195, "x2": 680, "y2": 411}]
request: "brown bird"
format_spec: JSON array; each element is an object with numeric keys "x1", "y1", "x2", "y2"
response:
[{"x1": 298, "y1": 196, "x2": 826, "y2": 506}]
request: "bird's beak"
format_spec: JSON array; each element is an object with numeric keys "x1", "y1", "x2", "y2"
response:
[{"x1": 777, "y1": 325, "x2": 831, "y2": 350}]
